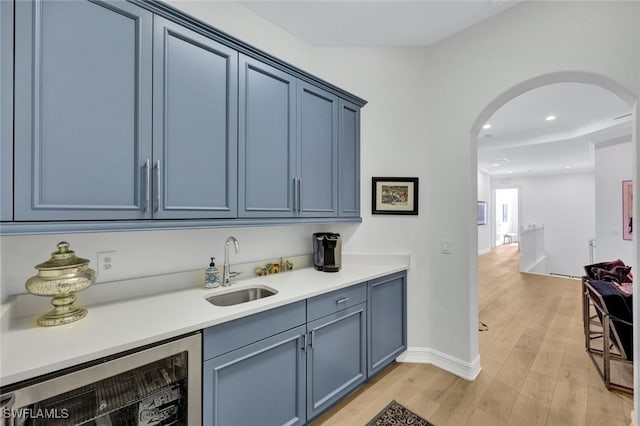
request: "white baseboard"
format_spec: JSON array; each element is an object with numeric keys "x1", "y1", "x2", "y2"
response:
[
  {"x1": 478, "y1": 248, "x2": 491, "y2": 255},
  {"x1": 397, "y1": 347, "x2": 482, "y2": 381}
]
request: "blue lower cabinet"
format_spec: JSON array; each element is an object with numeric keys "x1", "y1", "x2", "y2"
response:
[
  {"x1": 202, "y1": 272, "x2": 407, "y2": 425},
  {"x1": 367, "y1": 271, "x2": 407, "y2": 377},
  {"x1": 306, "y1": 303, "x2": 367, "y2": 420},
  {"x1": 203, "y1": 325, "x2": 306, "y2": 426}
]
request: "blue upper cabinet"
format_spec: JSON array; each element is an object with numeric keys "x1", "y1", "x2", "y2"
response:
[
  {"x1": 0, "y1": 0, "x2": 13, "y2": 221},
  {"x1": 14, "y1": 0, "x2": 153, "y2": 220},
  {"x1": 238, "y1": 55, "x2": 296, "y2": 218},
  {"x1": 338, "y1": 99, "x2": 361, "y2": 217},
  {"x1": 4, "y1": 0, "x2": 365, "y2": 232},
  {"x1": 153, "y1": 17, "x2": 238, "y2": 219},
  {"x1": 297, "y1": 82, "x2": 339, "y2": 218}
]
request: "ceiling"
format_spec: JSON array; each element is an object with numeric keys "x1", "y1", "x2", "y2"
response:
[
  {"x1": 238, "y1": 0, "x2": 524, "y2": 47},
  {"x1": 236, "y1": 1, "x2": 633, "y2": 177},
  {"x1": 477, "y1": 83, "x2": 632, "y2": 177}
]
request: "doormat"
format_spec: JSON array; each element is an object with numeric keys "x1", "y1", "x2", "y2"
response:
[{"x1": 366, "y1": 400, "x2": 435, "y2": 426}]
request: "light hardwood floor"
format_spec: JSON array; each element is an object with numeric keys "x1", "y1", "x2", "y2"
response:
[{"x1": 311, "y1": 244, "x2": 634, "y2": 425}]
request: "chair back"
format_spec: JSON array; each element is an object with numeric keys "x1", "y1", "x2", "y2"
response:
[{"x1": 584, "y1": 279, "x2": 633, "y2": 360}]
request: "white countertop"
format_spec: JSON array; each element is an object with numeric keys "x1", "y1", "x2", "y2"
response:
[{"x1": 0, "y1": 255, "x2": 408, "y2": 387}]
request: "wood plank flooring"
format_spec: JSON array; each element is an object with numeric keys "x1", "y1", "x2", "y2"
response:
[{"x1": 311, "y1": 244, "x2": 633, "y2": 425}]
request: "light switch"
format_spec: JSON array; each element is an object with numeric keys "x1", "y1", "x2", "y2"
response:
[{"x1": 441, "y1": 240, "x2": 451, "y2": 255}]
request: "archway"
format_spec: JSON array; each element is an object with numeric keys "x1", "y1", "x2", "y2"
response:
[{"x1": 471, "y1": 71, "x2": 637, "y2": 408}]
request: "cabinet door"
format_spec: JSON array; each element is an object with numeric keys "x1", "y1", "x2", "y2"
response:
[
  {"x1": 297, "y1": 82, "x2": 338, "y2": 217},
  {"x1": 15, "y1": 0, "x2": 152, "y2": 220},
  {"x1": 338, "y1": 99, "x2": 360, "y2": 218},
  {"x1": 153, "y1": 17, "x2": 238, "y2": 219},
  {"x1": 0, "y1": 0, "x2": 13, "y2": 221},
  {"x1": 238, "y1": 55, "x2": 296, "y2": 218},
  {"x1": 368, "y1": 271, "x2": 407, "y2": 377},
  {"x1": 203, "y1": 325, "x2": 306, "y2": 426},
  {"x1": 14, "y1": 0, "x2": 153, "y2": 220},
  {"x1": 307, "y1": 303, "x2": 366, "y2": 420}
]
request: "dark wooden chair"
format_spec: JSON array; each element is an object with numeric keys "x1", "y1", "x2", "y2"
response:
[{"x1": 582, "y1": 277, "x2": 633, "y2": 394}]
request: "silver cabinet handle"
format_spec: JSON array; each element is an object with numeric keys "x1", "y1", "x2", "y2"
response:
[
  {"x1": 144, "y1": 159, "x2": 150, "y2": 212},
  {"x1": 293, "y1": 178, "x2": 298, "y2": 213},
  {"x1": 336, "y1": 297, "x2": 350, "y2": 304},
  {"x1": 154, "y1": 160, "x2": 161, "y2": 212},
  {"x1": 310, "y1": 330, "x2": 315, "y2": 349},
  {"x1": 298, "y1": 178, "x2": 303, "y2": 213},
  {"x1": 302, "y1": 333, "x2": 308, "y2": 352}
]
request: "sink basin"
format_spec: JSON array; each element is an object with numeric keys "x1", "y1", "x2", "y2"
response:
[{"x1": 206, "y1": 286, "x2": 278, "y2": 307}]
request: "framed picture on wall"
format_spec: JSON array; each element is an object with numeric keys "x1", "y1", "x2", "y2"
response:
[
  {"x1": 372, "y1": 177, "x2": 419, "y2": 215},
  {"x1": 477, "y1": 201, "x2": 488, "y2": 225},
  {"x1": 623, "y1": 180, "x2": 632, "y2": 240}
]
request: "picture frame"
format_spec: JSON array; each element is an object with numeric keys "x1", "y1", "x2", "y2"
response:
[
  {"x1": 372, "y1": 177, "x2": 419, "y2": 215},
  {"x1": 477, "y1": 201, "x2": 488, "y2": 225},
  {"x1": 622, "y1": 180, "x2": 632, "y2": 240}
]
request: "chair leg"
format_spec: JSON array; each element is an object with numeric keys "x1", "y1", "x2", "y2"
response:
[{"x1": 603, "y1": 315, "x2": 611, "y2": 389}]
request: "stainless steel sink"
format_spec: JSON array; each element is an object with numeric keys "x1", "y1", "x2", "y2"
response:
[{"x1": 206, "y1": 286, "x2": 278, "y2": 307}]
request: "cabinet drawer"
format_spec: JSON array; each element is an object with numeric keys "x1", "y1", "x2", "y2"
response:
[
  {"x1": 203, "y1": 301, "x2": 305, "y2": 360},
  {"x1": 307, "y1": 283, "x2": 366, "y2": 322}
]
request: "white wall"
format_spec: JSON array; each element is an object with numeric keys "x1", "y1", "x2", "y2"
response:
[
  {"x1": 477, "y1": 170, "x2": 491, "y2": 254},
  {"x1": 595, "y1": 141, "x2": 634, "y2": 265},
  {"x1": 422, "y1": 0, "x2": 638, "y2": 365},
  {"x1": 0, "y1": 224, "x2": 338, "y2": 297},
  {"x1": 494, "y1": 173, "x2": 595, "y2": 277},
  {"x1": 1, "y1": 1, "x2": 639, "y2": 381}
]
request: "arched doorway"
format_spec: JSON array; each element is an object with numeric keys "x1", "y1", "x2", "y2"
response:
[
  {"x1": 478, "y1": 80, "x2": 632, "y2": 276},
  {"x1": 471, "y1": 71, "x2": 637, "y2": 407}
]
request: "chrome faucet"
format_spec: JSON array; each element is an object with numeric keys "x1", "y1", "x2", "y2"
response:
[{"x1": 222, "y1": 236, "x2": 240, "y2": 286}]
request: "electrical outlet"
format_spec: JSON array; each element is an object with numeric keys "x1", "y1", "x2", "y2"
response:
[{"x1": 97, "y1": 251, "x2": 117, "y2": 278}]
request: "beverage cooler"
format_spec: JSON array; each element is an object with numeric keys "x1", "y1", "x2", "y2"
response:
[{"x1": 0, "y1": 333, "x2": 201, "y2": 426}]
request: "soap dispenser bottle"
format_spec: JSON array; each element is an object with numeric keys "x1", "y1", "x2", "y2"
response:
[{"x1": 205, "y1": 257, "x2": 220, "y2": 289}]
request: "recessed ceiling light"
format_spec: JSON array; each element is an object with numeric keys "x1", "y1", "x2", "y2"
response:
[
  {"x1": 493, "y1": 163, "x2": 501, "y2": 167},
  {"x1": 483, "y1": 124, "x2": 491, "y2": 129},
  {"x1": 507, "y1": 171, "x2": 513, "y2": 174},
  {"x1": 545, "y1": 115, "x2": 556, "y2": 121},
  {"x1": 565, "y1": 165, "x2": 572, "y2": 169}
]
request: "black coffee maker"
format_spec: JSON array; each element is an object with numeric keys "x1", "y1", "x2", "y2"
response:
[{"x1": 313, "y1": 233, "x2": 342, "y2": 272}]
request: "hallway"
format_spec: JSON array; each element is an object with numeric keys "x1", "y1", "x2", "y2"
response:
[{"x1": 313, "y1": 244, "x2": 633, "y2": 425}]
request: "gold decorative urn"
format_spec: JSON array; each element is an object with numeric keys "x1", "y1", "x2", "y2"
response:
[{"x1": 25, "y1": 241, "x2": 96, "y2": 327}]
